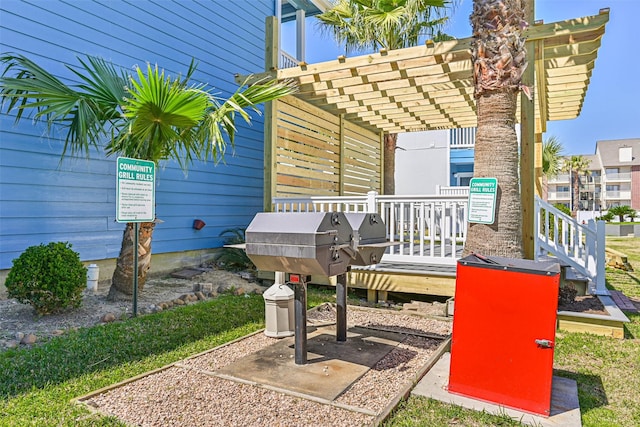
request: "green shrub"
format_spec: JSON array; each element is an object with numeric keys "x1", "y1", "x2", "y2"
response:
[
  {"x1": 213, "y1": 228, "x2": 254, "y2": 271},
  {"x1": 5, "y1": 242, "x2": 87, "y2": 315},
  {"x1": 598, "y1": 212, "x2": 615, "y2": 222}
]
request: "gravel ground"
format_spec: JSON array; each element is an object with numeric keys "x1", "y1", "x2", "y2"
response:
[
  {"x1": 0, "y1": 268, "x2": 264, "y2": 350},
  {"x1": 84, "y1": 305, "x2": 452, "y2": 426}
]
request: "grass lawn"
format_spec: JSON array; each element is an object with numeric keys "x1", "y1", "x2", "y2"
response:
[{"x1": 1, "y1": 241, "x2": 639, "y2": 426}]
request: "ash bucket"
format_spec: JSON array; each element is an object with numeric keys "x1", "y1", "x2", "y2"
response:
[{"x1": 263, "y1": 275, "x2": 294, "y2": 338}]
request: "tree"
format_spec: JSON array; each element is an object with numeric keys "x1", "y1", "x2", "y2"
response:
[
  {"x1": 542, "y1": 136, "x2": 564, "y2": 179},
  {"x1": 561, "y1": 155, "x2": 591, "y2": 217},
  {"x1": 1, "y1": 54, "x2": 294, "y2": 300},
  {"x1": 463, "y1": 0, "x2": 528, "y2": 258},
  {"x1": 541, "y1": 135, "x2": 564, "y2": 197},
  {"x1": 607, "y1": 205, "x2": 636, "y2": 223},
  {"x1": 316, "y1": 0, "x2": 453, "y2": 194}
]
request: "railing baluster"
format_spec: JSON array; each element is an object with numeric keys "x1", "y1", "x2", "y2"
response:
[
  {"x1": 429, "y1": 202, "x2": 436, "y2": 257},
  {"x1": 399, "y1": 202, "x2": 405, "y2": 255},
  {"x1": 409, "y1": 202, "x2": 415, "y2": 256},
  {"x1": 419, "y1": 202, "x2": 425, "y2": 257}
]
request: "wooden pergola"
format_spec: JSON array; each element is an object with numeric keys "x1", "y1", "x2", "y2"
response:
[{"x1": 243, "y1": 8, "x2": 609, "y2": 258}]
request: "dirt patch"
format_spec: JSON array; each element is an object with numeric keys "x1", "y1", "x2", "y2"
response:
[
  {"x1": 558, "y1": 295, "x2": 608, "y2": 315},
  {"x1": 0, "y1": 268, "x2": 266, "y2": 351}
]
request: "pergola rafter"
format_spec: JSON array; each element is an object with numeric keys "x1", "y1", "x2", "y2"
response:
[{"x1": 242, "y1": 9, "x2": 608, "y2": 136}]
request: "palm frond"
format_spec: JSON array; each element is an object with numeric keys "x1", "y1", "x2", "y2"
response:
[
  {"x1": 542, "y1": 135, "x2": 564, "y2": 178},
  {"x1": 199, "y1": 78, "x2": 296, "y2": 163},
  {"x1": 0, "y1": 53, "x2": 122, "y2": 157}
]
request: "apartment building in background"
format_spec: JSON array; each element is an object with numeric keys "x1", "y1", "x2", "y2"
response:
[{"x1": 546, "y1": 138, "x2": 640, "y2": 215}]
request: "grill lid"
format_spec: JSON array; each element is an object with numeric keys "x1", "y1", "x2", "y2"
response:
[{"x1": 245, "y1": 212, "x2": 354, "y2": 276}]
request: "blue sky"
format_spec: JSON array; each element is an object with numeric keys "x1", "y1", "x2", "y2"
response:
[{"x1": 283, "y1": 0, "x2": 638, "y2": 155}]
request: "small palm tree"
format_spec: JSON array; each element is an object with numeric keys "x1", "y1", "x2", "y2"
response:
[
  {"x1": 542, "y1": 136, "x2": 564, "y2": 179},
  {"x1": 608, "y1": 205, "x2": 636, "y2": 223},
  {"x1": 1, "y1": 54, "x2": 294, "y2": 300},
  {"x1": 316, "y1": 0, "x2": 454, "y2": 195},
  {"x1": 561, "y1": 155, "x2": 591, "y2": 217}
]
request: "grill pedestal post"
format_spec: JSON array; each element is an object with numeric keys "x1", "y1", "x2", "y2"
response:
[
  {"x1": 336, "y1": 269, "x2": 349, "y2": 342},
  {"x1": 294, "y1": 280, "x2": 307, "y2": 365}
]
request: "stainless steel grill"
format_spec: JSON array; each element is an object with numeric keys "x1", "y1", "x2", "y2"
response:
[
  {"x1": 245, "y1": 212, "x2": 354, "y2": 277},
  {"x1": 244, "y1": 211, "x2": 391, "y2": 365},
  {"x1": 245, "y1": 211, "x2": 388, "y2": 276}
]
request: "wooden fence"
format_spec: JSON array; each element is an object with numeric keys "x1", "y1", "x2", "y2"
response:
[{"x1": 271, "y1": 96, "x2": 382, "y2": 199}]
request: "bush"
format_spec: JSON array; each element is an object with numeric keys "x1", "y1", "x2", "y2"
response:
[
  {"x1": 5, "y1": 242, "x2": 87, "y2": 315},
  {"x1": 598, "y1": 212, "x2": 615, "y2": 222},
  {"x1": 213, "y1": 228, "x2": 254, "y2": 271}
]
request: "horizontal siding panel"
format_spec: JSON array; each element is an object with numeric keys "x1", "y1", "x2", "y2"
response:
[{"x1": 0, "y1": 0, "x2": 270, "y2": 269}]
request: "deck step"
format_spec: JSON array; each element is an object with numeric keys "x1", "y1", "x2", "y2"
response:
[{"x1": 609, "y1": 290, "x2": 639, "y2": 313}]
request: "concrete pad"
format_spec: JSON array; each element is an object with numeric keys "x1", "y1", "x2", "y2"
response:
[
  {"x1": 217, "y1": 325, "x2": 406, "y2": 400},
  {"x1": 412, "y1": 352, "x2": 581, "y2": 427}
]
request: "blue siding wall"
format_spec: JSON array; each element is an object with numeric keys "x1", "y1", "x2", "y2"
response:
[
  {"x1": 0, "y1": 0, "x2": 274, "y2": 269},
  {"x1": 449, "y1": 148, "x2": 475, "y2": 186}
]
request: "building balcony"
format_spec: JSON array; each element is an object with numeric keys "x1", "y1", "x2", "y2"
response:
[
  {"x1": 604, "y1": 190, "x2": 632, "y2": 200},
  {"x1": 548, "y1": 174, "x2": 570, "y2": 183},
  {"x1": 604, "y1": 172, "x2": 632, "y2": 182},
  {"x1": 280, "y1": 51, "x2": 298, "y2": 69},
  {"x1": 548, "y1": 191, "x2": 571, "y2": 201}
]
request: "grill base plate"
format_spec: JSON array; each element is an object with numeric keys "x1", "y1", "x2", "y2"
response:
[{"x1": 217, "y1": 325, "x2": 405, "y2": 400}]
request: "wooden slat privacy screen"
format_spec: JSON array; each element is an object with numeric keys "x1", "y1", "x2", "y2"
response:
[{"x1": 275, "y1": 95, "x2": 382, "y2": 197}]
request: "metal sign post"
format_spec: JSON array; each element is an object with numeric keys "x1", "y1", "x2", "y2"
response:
[
  {"x1": 467, "y1": 177, "x2": 498, "y2": 225},
  {"x1": 116, "y1": 157, "x2": 156, "y2": 317}
]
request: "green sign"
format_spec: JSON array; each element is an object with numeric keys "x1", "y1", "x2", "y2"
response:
[
  {"x1": 116, "y1": 157, "x2": 155, "y2": 223},
  {"x1": 467, "y1": 177, "x2": 498, "y2": 224}
]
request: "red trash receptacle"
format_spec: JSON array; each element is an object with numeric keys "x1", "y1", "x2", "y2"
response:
[{"x1": 448, "y1": 254, "x2": 561, "y2": 417}]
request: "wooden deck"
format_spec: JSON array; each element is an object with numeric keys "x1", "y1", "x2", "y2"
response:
[{"x1": 350, "y1": 262, "x2": 456, "y2": 302}]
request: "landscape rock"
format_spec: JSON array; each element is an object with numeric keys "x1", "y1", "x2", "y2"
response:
[
  {"x1": 52, "y1": 329, "x2": 65, "y2": 336},
  {"x1": 21, "y1": 333, "x2": 37, "y2": 345},
  {"x1": 15, "y1": 332, "x2": 24, "y2": 341},
  {"x1": 195, "y1": 291, "x2": 206, "y2": 301},
  {"x1": 6, "y1": 340, "x2": 19, "y2": 349},
  {"x1": 101, "y1": 313, "x2": 117, "y2": 323},
  {"x1": 173, "y1": 299, "x2": 185, "y2": 306}
]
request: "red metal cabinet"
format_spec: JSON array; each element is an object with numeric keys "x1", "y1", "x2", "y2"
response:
[{"x1": 448, "y1": 254, "x2": 561, "y2": 416}]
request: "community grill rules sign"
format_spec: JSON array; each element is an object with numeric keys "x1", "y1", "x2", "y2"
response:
[
  {"x1": 116, "y1": 157, "x2": 155, "y2": 223},
  {"x1": 467, "y1": 178, "x2": 498, "y2": 225}
]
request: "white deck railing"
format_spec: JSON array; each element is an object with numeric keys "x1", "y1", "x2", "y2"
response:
[
  {"x1": 534, "y1": 196, "x2": 606, "y2": 295},
  {"x1": 273, "y1": 191, "x2": 468, "y2": 265},
  {"x1": 436, "y1": 185, "x2": 469, "y2": 196},
  {"x1": 272, "y1": 192, "x2": 607, "y2": 294}
]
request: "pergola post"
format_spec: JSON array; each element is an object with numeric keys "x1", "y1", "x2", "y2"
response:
[
  {"x1": 264, "y1": 16, "x2": 279, "y2": 211},
  {"x1": 521, "y1": 1, "x2": 536, "y2": 259}
]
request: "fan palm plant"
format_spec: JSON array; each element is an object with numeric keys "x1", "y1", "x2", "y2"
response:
[
  {"x1": 463, "y1": 0, "x2": 529, "y2": 258},
  {"x1": 316, "y1": 0, "x2": 454, "y2": 194},
  {"x1": 1, "y1": 54, "x2": 295, "y2": 299},
  {"x1": 561, "y1": 155, "x2": 591, "y2": 216},
  {"x1": 542, "y1": 136, "x2": 564, "y2": 179}
]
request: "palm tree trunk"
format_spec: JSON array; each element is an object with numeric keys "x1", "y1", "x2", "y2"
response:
[
  {"x1": 463, "y1": 90, "x2": 524, "y2": 258},
  {"x1": 464, "y1": 0, "x2": 526, "y2": 258},
  {"x1": 572, "y1": 172, "x2": 580, "y2": 216},
  {"x1": 108, "y1": 221, "x2": 155, "y2": 301},
  {"x1": 383, "y1": 133, "x2": 397, "y2": 195}
]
